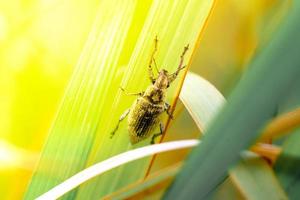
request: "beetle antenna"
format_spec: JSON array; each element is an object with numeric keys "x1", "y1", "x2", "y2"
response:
[
  {"x1": 168, "y1": 44, "x2": 189, "y2": 83},
  {"x1": 148, "y1": 36, "x2": 160, "y2": 83},
  {"x1": 153, "y1": 57, "x2": 160, "y2": 73},
  {"x1": 153, "y1": 35, "x2": 160, "y2": 73},
  {"x1": 178, "y1": 44, "x2": 189, "y2": 70}
]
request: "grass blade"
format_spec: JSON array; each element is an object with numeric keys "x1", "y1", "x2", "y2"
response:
[
  {"x1": 259, "y1": 107, "x2": 300, "y2": 141},
  {"x1": 230, "y1": 152, "x2": 287, "y2": 200},
  {"x1": 36, "y1": 140, "x2": 198, "y2": 200},
  {"x1": 24, "y1": 1, "x2": 137, "y2": 199},
  {"x1": 179, "y1": 72, "x2": 225, "y2": 132}
]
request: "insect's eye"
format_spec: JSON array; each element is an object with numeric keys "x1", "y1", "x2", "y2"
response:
[{"x1": 167, "y1": 83, "x2": 170, "y2": 88}]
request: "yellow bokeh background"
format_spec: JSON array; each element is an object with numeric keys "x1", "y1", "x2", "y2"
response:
[
  {"x1": 0, "y1": 0, "x2": 289, "y2": 199},
  {"x1": 0, "y1": 0, "x2": 100, "y2": 199}
]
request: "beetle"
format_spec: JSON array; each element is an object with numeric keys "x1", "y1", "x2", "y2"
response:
[{"x1": 110, "y1": 36, "x2": 189, "y2": 144}]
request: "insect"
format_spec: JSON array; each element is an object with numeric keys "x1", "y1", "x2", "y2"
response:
[{"x1": 110, "y1": 36, "x2": 189, "y2": 144}]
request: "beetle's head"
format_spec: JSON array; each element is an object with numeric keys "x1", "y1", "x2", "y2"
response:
[{"x1": 154, "y1": 69, "x2": 169, "y2": 89}]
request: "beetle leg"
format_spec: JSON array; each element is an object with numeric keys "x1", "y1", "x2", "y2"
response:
[
  {"x1": 168, "y1": 44, "x2": 189, "y2": 83},
  {"x1": 164, "y1": 102, "x2": 174, "y2": 119},
  {"x1": 110, "y1": 109, "x2": 130, "y2": 138},
  {"x1": 148, "y1": 36, "x2": 159, "y2": 84},
  {"x1": 151, "y1": 122, "x2": 164, "y2": 144},
  {"x1": 120, "y1": 87, "x2": 144, "y2": 96}
]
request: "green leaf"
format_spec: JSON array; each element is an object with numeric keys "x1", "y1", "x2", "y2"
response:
[
  {"x1": 164, "y1": 1, "x2": 300, "y2": 199},
  {"x1": 25, "y1": 0, "x2": 215, "y2": 199},
  {"x1": 179, "y1": 72, "x2": 225, "y2": 132},
  {"x1": 230, "y1": 152, "x2": 287, "y2": 200}
]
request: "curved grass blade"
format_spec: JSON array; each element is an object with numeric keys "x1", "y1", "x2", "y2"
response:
[
  {"x1": 250, "y1": 143, "x2": 282, "y2": 164},
  {"x1": 36, "y1": 140, "x2": 198, "y2": 200},
  {"x1": 259, "y1": 107, "x2": 300, "y2": 142},
  {"x1": 179, "y1": 71, "x2": 225, "y2": 132},
  {"x1": 164, "y1": 1, "x2": 300, "y2": 198}
]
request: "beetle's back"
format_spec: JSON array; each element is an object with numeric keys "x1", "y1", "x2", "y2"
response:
[{"x1": 128, "y1": 97, "x2": 164, "y2": 144}]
